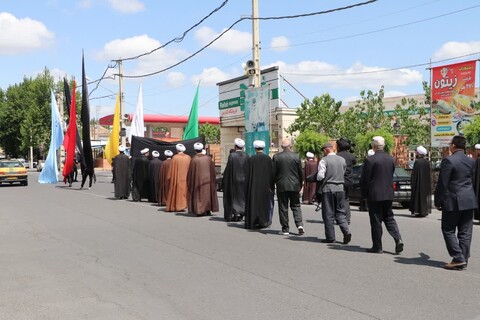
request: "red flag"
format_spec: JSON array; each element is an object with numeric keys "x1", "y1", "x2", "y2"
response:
[{"x1": 62, "y1": 80, "x2": 77, "y2": 181}]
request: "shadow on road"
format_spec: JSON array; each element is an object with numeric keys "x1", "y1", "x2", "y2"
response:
[
  {"x1": 394, "y1": 252, "x2": 445, "y2": 268},
  {"x1": 306, "y1": 219, "x2": 323, "y2": 224}
]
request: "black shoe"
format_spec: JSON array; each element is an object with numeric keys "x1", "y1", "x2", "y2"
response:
[
  {"x1": 343, "y1": 233, "x2": 352, "y2": 244},
  {"x1": 443, "y1": 260, "x2": 467, "y2": 270},
  {"x1": 321, "y1": 239, "x2": 335, "y2": 243},
  {"x1": 395, "y1": 240, "x2": 404, "y2": 254},
  {"x1": 366, "y1": 247, "x2": 383, "y2": 254}
]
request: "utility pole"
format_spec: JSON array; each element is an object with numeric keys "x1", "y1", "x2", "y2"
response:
[
  {"x1": 252, "y1": 0, "x2": 261, "y2": 88},
  {"x1": 118, "y1": 60, "x2": 126, "y2": 146}
]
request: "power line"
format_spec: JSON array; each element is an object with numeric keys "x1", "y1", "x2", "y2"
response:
[
  {"x1": 276, "y1": 4, "x2": 480, "y2": 49},
  {"x1": 119, "y1": 0, "x2": 378, "y2": 79},
  {"x1": 281, "y1": 52, "x2": 480, "y2": 77}
]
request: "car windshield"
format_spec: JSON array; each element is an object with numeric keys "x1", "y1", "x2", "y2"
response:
[
  {"x1": 0, "y1": 161, "x2": 23, "y2": 168},
  {"x1": 394, "y1": 167, "x2": 411, "y2": 177}
]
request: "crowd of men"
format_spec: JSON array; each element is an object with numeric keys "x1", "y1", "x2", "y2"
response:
[
  {"x1": 111, "y1": 134, "x2": 478, "y2": 271},
  {"x1": 112, "y1": 142, "x2": 218, "y2": 216}
]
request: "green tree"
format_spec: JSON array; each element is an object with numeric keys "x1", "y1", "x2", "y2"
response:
[
  {"x1": 355, "y1": 128, "x2": 394, "y2": 160},
  {"x1": 293, "y1": 130, "x2": 329, "y2": 159},
  {"x1": 463, "y1": 116, "x2": 480, "y2": 147},
  {"x1": 391, "y1": 96, "x2": 430, "y2": 148},
  {"x1": 199, "y1": 123, "x2": 220, "y2": 144},
  {"x1": 0, "y1": 68, "x2": 55, "y2": 158},
  {"x1": 286, "y1": 94, "x2": 342, "y2": 139}
]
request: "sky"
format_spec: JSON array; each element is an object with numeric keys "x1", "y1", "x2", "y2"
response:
[{"x1": 1, "y1": 0, "x2": 480, "y2": 120}]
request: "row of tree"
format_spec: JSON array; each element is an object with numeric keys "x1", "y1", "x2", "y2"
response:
[{"x1": 289, "y1": 82, "x2": 480, "y2": 160}]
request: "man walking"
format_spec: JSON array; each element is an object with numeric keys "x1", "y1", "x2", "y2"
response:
[
  {"x1": 272, "y1": 138, "x2": 305, "y2": 235},
  {"x1": 409, "y1": 145, "x2": 431, "y2": 217},
  {"x1": 435, "y1": 135, "x2": 477, "y2": 270},
  {"x1": 317, "y1": 142, "x2": 351, "y2": 244},
  {"x1": 244, "y1": 140, "x2": 274, "y2": 230},
  {"x1": 361, "y1": 136, "x2": 403, "y2": 254},
  {"x1": 302, "y1": 152, "x2": 318, "y2": 205},
  {"x1": 166, "y1": 144, "x2": 191, "y2": 212},
  {"x1": 336, "y1": 138, "x2": 357, "y2": 224},
  {"x1": 222, "y1": 138, "x2": 249, "y2": 222},
  {"x1": 113, "y1": 145, "x2": 131, "y2": 199}
]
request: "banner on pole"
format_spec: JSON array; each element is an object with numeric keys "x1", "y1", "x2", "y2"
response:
[
  {"x1": 244, "y1": 86, "x2": 270, "y2": 156},
  {"x1": 431, "y1": 60, "x2": 477, "y2": 147}
]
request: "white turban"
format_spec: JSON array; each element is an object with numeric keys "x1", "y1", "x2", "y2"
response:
[
  {"x1": 253, "y1": 140, "x2": 265, "y2": 149},
  {"x1": 118, "y1": 145, "x2": 126, "y2": 152},
  {"x1": 306, "y1": 152, "x2": 314, "y2": 158},
  {"x1": 201, "y1": 150, "x2": 207, "y2": 155},
  {"x1": 164, "y1": 150, "x2": 173, "y2": 157},
  {"x1": 416, "y1": 146, "x2": 427, "y2": 155},
  {"x1": 176, "y1": 144, "x2": 186, "y2": 152},
  {"x1": 372, "y1": 136, "x2": 385, "y2": 146},
  {"x1": 140, "y1": 148, "x2": 149, "y2": 155},
  {"x1": 152, "y1": 150, "x2": 160, "y2": 158},
  {"x1": 234, "y1": 138, "x2": 245, "y2": 148},
  {"x1": 194, "y1": 142, "x2": 204, "y2": 151},
  {"x1": 367, "y1": 149, "x2": 375, "y2": 156},
  {"x1": 475, "y1": 144, "x2": 480, "y2": 150}
]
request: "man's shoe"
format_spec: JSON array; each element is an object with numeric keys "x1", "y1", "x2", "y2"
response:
[
  {"x1": 443, "y1": 261, "x2": 467, "y2": 270},
  {"x1": 280, "y1": 229, "x2": 289, "y2": 235},
  {"x1": 321, "y1": 239, "x2": 335, "y2": 243},
  {"x1": 298, "y1": 226, "x2": 305, "y2": 235},
  {"x1": 366, "y1": 247, "x2": 383, "y2": 254},
  {"x1": 343, "y1": 233, "x2": 352, "y2": 244},
  {"x1": 395, "y1": 240, "x2": 404, "y2": 254}
]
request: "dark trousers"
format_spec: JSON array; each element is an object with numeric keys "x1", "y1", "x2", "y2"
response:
[
  {"x1": 322, "y1": 191, "x2": 350, "y2": 241},
  {"x1": 441, "y1": 210, "x2": 474, "y2": 263},
  {"x1": 368, "y1": 201, "x2": 402, "y2": 250},
  {"x1": 344, "y1": 186, "x2": 351, "y2": 223},
  {"x1": 278, "y1": 191, "x2": 303, "y2": 232}
]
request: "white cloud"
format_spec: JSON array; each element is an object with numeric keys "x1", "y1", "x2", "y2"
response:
[
  {"x1": 271, "y1": 60, "x2": 422, "y2": 89},
  {"x1": 270, "y1": 36, "x2": 290, "y2": 52},
  {"x1": 95, "y1": 34, "x2": 189, "y2": 77},
  {"x1": 77, "y1": 0, "x2": 92, "y2": 8},
  {"x1": 195, "y1": 26, "x2": 250, "y2": 54},
  {"x1": 106, "y1": 0, "x2": 145, "y2": 13},
  {"x1": 384, "y1": 90, "x2": 407, "y2": 98},
  {"x1": 432, "y1": 41, "x2": 480, "y2": 60},
  {"x1": 0, "y1": 12, "x2": 55, "y2": 55},
  {"x1": 166, "y1": 72, "x2": 185, "y2": 88},
  {"x1": 191, "y1": 67, "x2": 236, "y2": 87}
]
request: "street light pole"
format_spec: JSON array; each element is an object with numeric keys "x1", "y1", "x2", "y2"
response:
[{"x1": 252, "y1": 0, "x2": 261, "y2": 88}]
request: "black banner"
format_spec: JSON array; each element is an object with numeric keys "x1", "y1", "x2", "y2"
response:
[{"x1": 130, "y1": 135, "x2": 205, "y2": 160}]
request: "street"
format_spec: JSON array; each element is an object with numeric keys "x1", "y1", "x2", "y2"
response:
[{"x1": 1, "y1": 170, "x2": 480, "y2": 320}]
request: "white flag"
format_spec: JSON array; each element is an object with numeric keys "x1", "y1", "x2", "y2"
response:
[{"x1": 129, "y1": 84, "x2": 145, "y2": 142}]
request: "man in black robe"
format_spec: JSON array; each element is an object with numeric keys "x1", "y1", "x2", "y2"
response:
[
  {"x1": 223, "y1": 138, "x2": 249, "y2": 222},
  {"x1": 132, "y1": 148, "x2": 151, "y2": 202},
  {"x1": 113, "y1": 145, "x2": 131, "y2": 199},
  {"x1": 409, "y1": 145, "x2": 431, "y2": 217},
  {"x1": 245, "y1": 140, "x2": 274, "y2": 230},
  {"x1": 473, "y1": 144, "x2": 480, "y2": 221},
  {"x1": 148, "y1": 150, "x2": 162, "y2": 203}
]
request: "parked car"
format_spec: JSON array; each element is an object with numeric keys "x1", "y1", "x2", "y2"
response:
[
  {"x1": 0, "y1": 159, "x2": 28, "y2": 186},
  {"x1": 349, "y1": 164, "x2": 411, "y2": 208}
]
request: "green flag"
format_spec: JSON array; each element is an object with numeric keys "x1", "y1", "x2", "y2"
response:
[{"x1": 182, "y1": 83, "x2": 200, "y2": 140}]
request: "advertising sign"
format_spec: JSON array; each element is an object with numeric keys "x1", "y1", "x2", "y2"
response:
[
  {"x1": 244, "y1": 86, "x2": 270, "y2": 155},
  {"x1": 431, "y1": 60, "x2": 477, "y2": 147}
]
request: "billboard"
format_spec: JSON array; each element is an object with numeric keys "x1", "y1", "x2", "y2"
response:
[{"x1": 431, "y1": 60, "x2": 477, "y2": 147}]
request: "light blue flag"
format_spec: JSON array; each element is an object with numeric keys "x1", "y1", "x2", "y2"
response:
[{"x1": 38, "y1": 90, "x2": 64, "y2": 184}]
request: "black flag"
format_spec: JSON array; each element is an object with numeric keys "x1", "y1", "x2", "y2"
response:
[{"x1": 80, "y1": 53, "x2": 94, "y2": 176}]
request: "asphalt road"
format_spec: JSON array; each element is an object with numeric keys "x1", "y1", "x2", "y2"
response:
[{"x1": 1, "y1": 170, "x2": 480, "y2": 320}]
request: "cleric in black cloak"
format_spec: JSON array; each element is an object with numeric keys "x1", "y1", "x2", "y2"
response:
[
  {"x1": 222, "y1": 138, "x2": 249, "y2": 222},
  {"x1": 409, "y1": 145, "x2": 431, "y2": 217},
  {"x1": 244, "y1": 140, "x2": 274, "y2": 230},
  {"x1": 303, "y1": 152, "x2": 318, "y2": 205},
  {"x1": 148, "y1": 150, "x2": 162, "y2": 203},
  {"x1": 473, "y1": 144, "x2": 480, "y2": 221},
  {"x1": 132, "y1": 148, "x2": 151, "y2": 202},
  {"x1": 113, "y1": 145, "x2": 131, "y2": 199}
]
